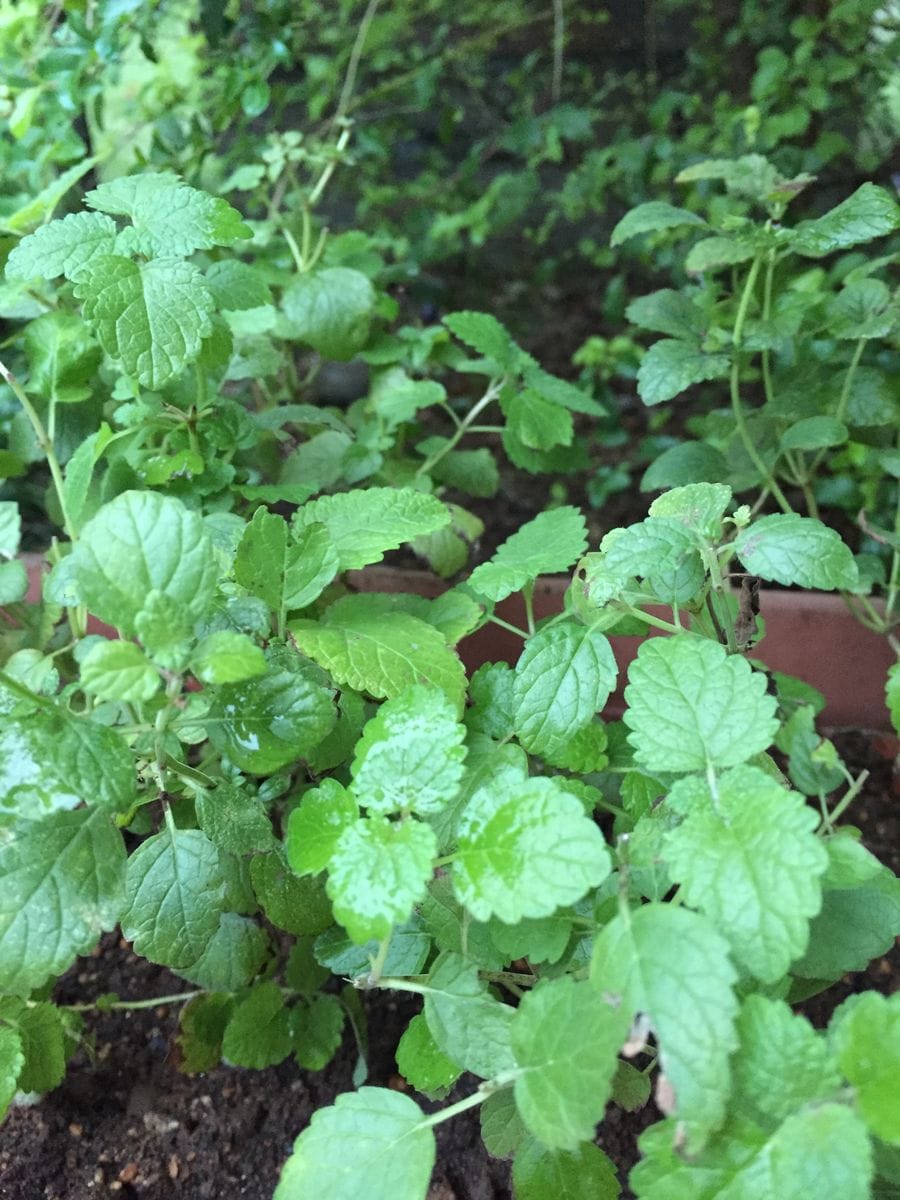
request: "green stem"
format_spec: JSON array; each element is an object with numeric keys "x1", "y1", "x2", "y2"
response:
[
  {"x1": 760, "y1": 249, "x2": 776, "y2": 408},
  {"x1": 523, "y1": 582, "x2": 536, "y2": 637},
  {"x1": 823, "y1": 769, "x2": 870, "y2": 830},
  {"x1": 334, "y1": 0, "x2": 381, "y2": 124},
  {"x1": 729, "y1": 258, "x2": 792, "y2": 514},
  {"x1": 63, "y1": 990, "x2": 202, "y2": 1013},
  {"x1": 416, "y1": 1088, "x2": 493, "y2": 1130},
  {"x1": 487, "y1": 614, "x2": 531, "y2": 640},
  {"x1": 415, "y1": 381, "x2": 502, "y2": 478},
  {"x1": 617, "y1": 603, "x2": 685, "y2": 636},
  {"x1": 163, "y1": 754, "x2": 216, "y2": 788}
]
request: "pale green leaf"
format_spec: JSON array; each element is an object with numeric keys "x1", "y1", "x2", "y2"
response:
[
  {"x1": 0, "y1": 809, "x2": 125, "y2": 994},
  {"x1": 120, "y1": 826, "x2": 225, "y2": 971},
  {"x1": 62, "y1": 424, "x2": 113, "y2": 529},
  {"x1": 291, "y1": 595, "x2": 466, "y2": 714},
  {"x1": 222, "y1": 981, "x2": 292, "y2": 1069},
  {"x1": 591, "y1": 904, "x2": 739, "y2": 1147},
  {"x1": 423, "y1": 952, "x2": 516, "y2": 1079},
  {"x1": 648, "y1": 483, "x2": 733, "y2": 538},
  {"x1": 0, "y1": 561, "x2": 27, "y2": 605},
  {"x1": 513, "y1": 625, "x2": 617, "y2": 760},
  {"x1": 396, "y1": 1012, "x2": 462, "y2": 1093},
  {"x1": 685, "y1": 235, "x2": 757, "y2": 274},
  {"x1": 282, "y1": 267, "x2": 375, "y2": 360},
  {"x1": 70, "y1": 491, "x2": 218, "y2": 636},
  {"x1": 5, "y1": 212, "x2": 117, "y2": 281},
  {"x1": 664, "y1": 767, "x2": 828, "y2": 982},
  {"x1": 443, "y1": 310, "x2": 521, "y2": 369},
  {"x1": 190, "y1": 631, "x2": 266, "y2": 685},
  {"x1": 24, "y1": 311, "x2": 100, "y2": 402},
  {"x1": 74, "y1": 255, "x2": 214, "y2": 388},
  {"x1": 624, "y1": 637, "x2": 779, "y2": 772},
  {"x1": 599, "y1": 516, "x2": 704, "y2": 602},
  {"x1": 481, "y1": 1088, "x2": 527, "y2": 1159},
  {"x1": 292, "y1": 487, "x2": 449, "y2": 570},
  {"x1": 327, "y1": 817, "x2": 436, "y2": 943},
  {"x1": 205, "y1": 261, "x2": 272, "y2": 310},
  {"x1": 350, "y1": 686, "x2": 466, "y2": 816},
  {"x1": 513, "y1": 1141, "x2": 620, "y2": 1200},
  {"x1": 286, "y1": 779, "x2": 359, "y2": 876},
  {"x1": 637, "y1": 340, "x2": 730, "y2": 406},
  {"x1": 274, "y1": 1088, "x2": 435, "y2": 1200},
  {"x1": 0, "y1": 999, "x2": 67, "y2": 1094},
  {"x1": 610, "y1": 202, "x2": 706, "y2": 247},
  {"x1": 0, "y1": 1027, "x2": 24, "y2": 1118},
  {"x1": 512, "y1": 977, "x2": 629, "y2": 1150},
  {"x1": 234, "y1": 507, "x2": 339, "y2": 614},
  {"x1": 735, "y1": 514, "x2": 859, "y2": 590},
  {"x1": 467, "y1": 508, "x2": 588, "y2": 602},
  {"x1": 833, "y1": 991, "x2": 900, "y2": 1144},
  {"x1": 79, "y1": 639, "x2": 161, "y2": 702},
  {"x1": 453, "y1": 765, "x2": 611, "y2": 923}
]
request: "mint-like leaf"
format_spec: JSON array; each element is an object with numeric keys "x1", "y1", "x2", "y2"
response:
[
  {"x1": 195, "y1": 783, "x2": 274, "y2": 856},
  {"x1": 626, "y1": 289, "x2": 706, "y2": 339},
  {"x1": 793, "y1": 868, "x2": 900, "y2": 980},
  {"x1": 467, "y1": 507, "x2": 588, "y2": 602},
  {"x1": 80, "y1": 640, "x2": 161, "y2": 702},
  {"x1": 292, "y1": 487, "x2": 449, "y2": 570},
  {"x1": 0, "y1": 809, "x2": 125, "y2": 994},
  {"x1": 637, "y1": 340, "x2": 730, "y2": 406},
  {"x1": 286, "y1": 779, "x2": 359, "y2": 876},
  {"x1": 648, "y1": 483, "x2": 733, "y2": 538},
  {"x1": 291, "y1": 993, "x2": 345, "y2": 1071},
  {"x1": 504, "y1": 390, "x2": 573, "y2": 450},
  {"x1": 591, "y1": 904, "x2": 739, "y2": 1147},
  {"x1": 423, "y1": 952, "x2": 516, "y2": 1079},
  {"x1": 833, "y1": 991, "x2": 900, "y2": 1145},
  {"x1": 443, "y1": 310, "x2": 521, "y2": 370},
  {"x1": 624, "y1": 637, "x2": 779, "y2": 772},
  {"x1": 235, "y1": 507, "x2": 339, "y2": 614},
  {"x1": 735, "y1": 514, "x2": 858, "y2": 590},
  {"x1": 350, "y1": 685, "x2": 466, "y2": 816},
  {"x1": 24, "y1": 311, "x2": 100, "y2": 403},
  {"x1": 664, "y1": 766, "x2": 828, "y2": 982},
  {"x1": 453, "y1": 765, "x2": 611, "y2": 923},
  {"x1": 222, "y1": 981, "x2": 292, "y2": 1069},
  {"x1": 275, "y1": 1088, "x2": 435, "y2": 1200},
  {"x1": 512, "y1": 1142, "x2": 619, "y2": 1200},
  {"x1": 512, "y1": 625, "x2": 617, "y2": 760},
  {"x1": 512, "y1": 977, "x2": 628, "y2": 1150},
  {"x1": 793, "y1": 183, "x2": 899, "y2": 257},
  {"x1": 250, "y1": 852, "x2": 332, "y2": 936},
  {"x1": 396, "y1": 1012, "x2": 462, "y2": 1093},
  {"x1": 282, "y1": 267, "x2": 375, "y2": 361},
  {"x1": 5, "y1": 211, "x2": 117, "y2": 281},
  {"x1": 610, "y1": 202, "x2": 706, "y2": 246}
]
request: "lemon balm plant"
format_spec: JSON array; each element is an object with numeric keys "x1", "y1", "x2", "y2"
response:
[{"x1": 1, "y1": 475, "x2": 899, "y2": 1197}]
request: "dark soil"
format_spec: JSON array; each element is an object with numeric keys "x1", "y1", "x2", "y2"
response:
[{"x1": 1, "y1": 735, "x2": 896, "y2": 1200}]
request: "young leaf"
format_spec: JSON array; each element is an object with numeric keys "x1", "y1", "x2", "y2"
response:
[
  {"x1": 0, "y1": 1000, "x2": 68, "y2": 1094},
  {"x1": 70, "y1": 491, "x2": 218, "y2": 636},
  {"x1": 178, "y1": 914, "x2": 267, "y2": 992},
  {"x1": 282, "y1": 267, "x2": 375, "y2": 360},
  {"x1": 24, "y1": 311, "x2": 100, "y2": 403},
  {"x1": 512, "y1": 625, "x2": 617, "y2": 761},
  {"x1": 0, "y1": 809, "x2": 125, "y2": 994},
  {"x1": 833, "y1": 992, "x2": 900, "y2": 1145},
  {"x1": 291, "y1": 595, "x2": 466, "y2": 713},
  {"x1": 467, "y1": 507, "x2": 588, "y2": 602},
  {"x1": 626, "y1": 289, "x2": 706, "y2": 340},
  {"x1": 647, "y1": 483, "x2": 733, "y2": 539},
  {"x1": 291, "y1": 993, "x2": 345, "y2": 1071},
  {"x1": 591, "y1": 904, "x2": 739, "y2": 1148},
  {"x1": 234, "y1": 507, "x2": 339, "y2": 615},
  {"x1": 623, "y1": 637, "x2": 779, "y2": 773},
  {"x1": 134, "y1": 591, "x2": 193, "y2": 670},
  {"x1": 504, "y1": 390, "x2": 574, "y2": 451},
  {"x1": 86, "y1": 173, "x2": 249, "y2": 254},
  {"x1": 512, "y1": 977, "x2": 629, "y2": 1150},
  {"x1": 274, "y1": 1088, "x2": 435, "y2": 1200},
  {"x1": 467, "y1": 663, "x2": 516, "y2": 740},
  {"x1": 350, "y1": 685, "x2": 466, "y2": 816},
  {"x1": 637, "y1": 340, "x2": 730, "y2": 406},
  {"x1": 735, "y1": 514, "x2": 859, "y2": 590},
  {"x1": 286, "y1": 779, "x2": 359, "y2": 876},
  {"x1": 512, "y1": 1141, "x2": 620, "y2": 1200},
  {"x1": 684, "y1": 234, "x2": 757, "y2": 274},
  {"x1": 292, "y1": 488, "x2": 449, "y2": 570},
  {"x1": 190, "y1": 631, "x2": 266, "y2": 685},
  {"x1": 315, "y1": 917, "x2": 430, "y2": 979},
  {"x1": 5, "y1": 211, "x2": 117, "y2": 282},
  {"x1": 73, "y1": 256, "x2": 215, "y2": 388},
  {"x1": 0, "y1": 1027, "x2": 24, "y2": 1119},
  {"x1": 610, "y1": 202, "x2": 706, "y2": 246},
  {"x1": 599, "y1": 516, "x2": 703, "y2": 601},
  {"x1": 396, "y1": 1012, "x2": 462, "y2": 1093},
  {"x1": 120, "y1": 826, "x2": 225, "y2": 971},
  {"x1": 79, "y1": 640, "x2": 161, "y2": 702},
  {"x1": 453, "y1": 765, "x2": 611, "y2": 923},
  {"x1": 443, "y1": 310, "x2": 521, "y2": 370},
  {"x1": 222, "y1": 981, "x2": 292, "y2": 1069},
  {"x1": 663, "y1": 768, "x2": 828, "y2": 982},
  {"x1": 640, "y1": 441, "x2": 730, "y2": 490},
  {"x1": 423, "y1": 952, "x2": 516, "y2": 1079},
  {"x1": 62, "y1": 424, "x2": 113, "y2": 529},
  {"x1": 327, "y1": 817, "x2": 437, "y2": 943},
  {"x1": 792, "y1": 183, "x2": 899, "y2": 257}
]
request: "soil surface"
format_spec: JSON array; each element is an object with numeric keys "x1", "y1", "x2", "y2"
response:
[{"x1": 0, "y1": 734, "x2": 896, "y2": 1200}]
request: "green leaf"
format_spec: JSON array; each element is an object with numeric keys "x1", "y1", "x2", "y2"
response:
[
  {"x1": 234, "y1": 507, "x2": 339, "y2": 614},
  {"x1": 250, "y1": 851, "x2": 333, "y2": 935},
  {"x1": 521, "y1": 363, "x2": 605, "y2": 416},
  {"x1": 591, "y1": 904, "x2": 739, "y2": 1148},
  {"x1": 735, "y1": 514, "x2": 858, "y2": 590},
  {"x1": 888, "y1": 663, "x2": 900, "y2": 734},
  {"x1": 637, "y1": 340, "x2": 730, "y2": 406},
  {"x1": 222, "y1": 981, "x2": 292, "y2": 1069},
  {"x1": 86, "y1": 173, "x2": 250, "y2": 255},
  {"x1": 121, "y1": 825, "x2": 225, "y2": 971},
  {"x1": 70, "y1": 491, "x2": 218, "y2": 636},
  {"x1": 190, "y1": 631, "x2": 266, "y2": 685},
  {"x1": 0, "y1": 501, "x2": 21, "y2": 557},
  {"x1": 793, "y1": 183, "x2": 899, "y2": 257},
  {"x1": 663, "y1": 767, "x2": 828, "y2": 982},
  {"x1": 63, "y1": 424, "x2": 113, "y2": 529},
  {"x1": 327, "y1": 817, "x2": 436, "y2": 943},
  {"x1": 779, "y1": 417, "x2": 848, "y2": 452},
  {"x1": 430, "y1": 447, "x2": 500, "y2": 498},
  {"x1": 648, "y1": 483, "x2": 733, "y2": 539},
  {"x1": 282, "y1": 267, "x2": 375, "y2": 360},
  {"x1": 513, "y1": 625, "x2": 617, "y2": 760},
  {"x1": 513, "y1": 1141, "x2": 620, "y2": 1200},
  {"x1": 134, "y1": 591, "x2": 193, "y2": 671},
  {"x1": 684, "y1": 235, "x2": 757, "y2": 274},
  {"x1": 24, "y1": 311, "x2": 101, "y2": 403},
  {"x1": 291, "y1": 993, "x2": 345, "y2": 1071},
  {"x1": 453, "y1": 765, "x2": 611, "y2": 923},
  {"x1": 73, "y1": 255, "x2": 214, "y2": 388},
  {"x1": 292, "y1": 488, "x2": 449, "y2": 570},
  {"x1": 610, "y1": 202, "x2": 706, "y2": 246},
  {"x1": 467, "y1": 663, "x2": 516, "y2": 740},
  {"x1": 512, "y1": 977, "x2": 628, "y2": 1150},
  {"x1": 640, "y1": 442, "x2": 730, "y2": 490},
  {"x1": 350, "y1": 686, "x2": 466, "y2": 816},
  {"x1": 370, "y1": 369, "x2": 445, "y2": 430},
  {"x1": 833, "y1": 992, "x2": 900, "y2": 1145},
  {"x1": 5, "y1": 211, "x2": 117, "y2": 281},
  {"x1": 291, "y1": 595, "x2": 466, "y2": 714},
  {"x1": 195, "y1": 783, "x2": 274, "y2": 855},
  {"x1": 177, "y1": 993, "x2": 233, "y2": 1073},
  {"x1": 792, "y1": 868, "x2": 900, "y2": 979},
  {"x1": 0, "y1": 1026, "x2": 24, "y2": 1118},
  {"x1": 423, "y1": 952, "x2": 516, "y2": 1079},
  {"x1": 443, "y1": 310, "x2": 521, "y2": 370},
  {"x1": 1, "y1": 1000, "x2": 68, "y2": 1094},
  {"x1": 505, "y1": 390, "x2": 573, "y2": 450},
  {"x1": 315, "y1": 916, "x2": 429, "y2": 979},
  {"x1": 0, "y1": 561, "x2": 28, "y2": 605},
  {"x1": 467, "y1": 507, "x2": 588, "y2": 602},
  {"x1": 599, "y1": 516, "x2": 704, "y2": 601},
  {"x1": 0, "y1": 809, "x2": 125, "y2": 994},
  {"x1": 626, "y1": 289, "x2": 706, "y2": 340},
  {"x1": 274, "y1": 1088, "x2": 435, "y2": 1200},
  {"x1": 481, "y1": 1088, "x2": 527, "y2": 1159},
  {"x1": 79, "y1": 639, "x2": 160, "y2": 702},
  {"x1": 0, "y1": 709, "x2": 136, "y2": 817},
  {"x1": 396, "y1": 1012, "x2": 462, "y2": 1093},
  {"x1": 182, "y1": 919, "x2": 268, "y2": 995},
  {"x1": 205, "y1": 261, "x2": 272, "y2": 310},
  {"x1": 732, "y1": 996, "x2": 841, "y2": 1127},
  {"x1": 2, "y1": 157, "x2": 99, "y2": 234},
  {"x1": 208, "y1": 645, "x2": 336, "y2": 774},
  {"x1": 286, "y1": 779, "x2": 359, "y2": 876},
  {"x1": 826, "y1": 279, "x2": 897, "y2": 340},
  {"x1": 624, "y1": 637, "x2": 779, "y2": 773}
]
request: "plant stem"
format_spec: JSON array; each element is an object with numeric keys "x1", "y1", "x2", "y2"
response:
[
  {"x1": 487, "y1": 614, "x2": 531, "y2": 640},
  {"x1": 729, "y1": 257, "x2": 792, "y2": 514},
  {"x1": 415, "y1": 381, "x2": 502, "y2": 478},
  {"x1": 416, "y1": 1088, "x2": 492, "y2": 1130},
  {"x1": 824, "y1": 769, "x2": 870, "y2": 829},
  {"x1": 760, "y1": 249, "x2": 776, "y2": 408},
  {"x1": 64, "y1": 990, "x2": 202, "y2": 1013},
  {"x1": 334, "y1": 0, "x2": 381, "y2": 124},
  {"x1": 551, "y1": 0, "x2": 565, "y2": 102},
  {"x1": 617, "y1": 603, "x2": 684, "y2": 636}
]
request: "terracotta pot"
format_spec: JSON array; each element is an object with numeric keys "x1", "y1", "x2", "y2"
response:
[
  {"x1": 350, "y1": 566, "x2": 895, "y2": 731},
  {"x1": 18, "y1": 555, "x2": 893, "y2": 729}
]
